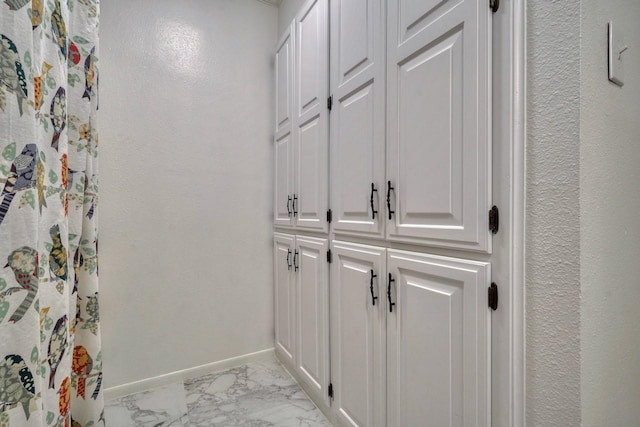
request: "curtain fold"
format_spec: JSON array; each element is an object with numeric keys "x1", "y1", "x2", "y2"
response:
[{"x1": 0, "y1": 0, "x2": 103, "y2": 426}]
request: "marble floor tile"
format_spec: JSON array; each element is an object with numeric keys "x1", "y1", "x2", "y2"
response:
[
  {"x1": 105, "y1": 382, "x2": 190, "y2": 427},
  {"x1": 185, "y1": 359, "x2": 330, "y2": 426}
]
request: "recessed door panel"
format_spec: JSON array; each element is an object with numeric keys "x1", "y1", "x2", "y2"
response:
[
  {"x1": 338, "y1": 0, "x2": 374, "y2": 84},
  {"x1": 387, "y1": 0, "x2": 492, "y2": 252},
  {"x1": 296, "y1": 116, "x2": 327, "y2": 230},
  {"x1": 331, "y1": 241, "x2": 386, "y2": 427},
  {"x1": 275, "y1": 26, "x2": 293, "y2": 135},
  {"x1": 398, "y1": 0, "x2": 459, "y2": 42},
  {"x1": 296, "y1": 236, "x2": 329, "y2": 403},
  {"x1": 331, "y1": 0, "x2": 385, "y2": 238},
  {"x1": 274, "y1": 133, "x2": 293, "y2": 227},
  {"x1": 298, "y1": 0, "x2": 321, "y2": 115},
  {"x1": 295, "y1": 0, "x2": 329, "y2": 233},
  {"x1": 387, "y1": 250, "x2": 490, "y2": 427},
  {"x1": 398, "y1": 32, "x2": 462, "y2": 224},
  {"x1": 274, "y1": 233, "x2": 296, "y2": 365}
]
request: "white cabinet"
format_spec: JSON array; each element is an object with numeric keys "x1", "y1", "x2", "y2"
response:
[
  {"x1": 329, "y1": 0, "x2": 386, "y2": 238},
  {"x1": 274, "y1": 0, "x2": 329, "y2": 233},
  {"x1": 273, "y1": 233, "x2": 330, "y2": 404},
  {"x1": 386, "y1": 0, "x2": 492, "y2": 252},
  {"x1": 274, "y1": 233, "x2": 296, "y2": 364},
  {"x1": 296, "y1": 235, "x2": 330, "y2": 403},
  {"x1": 330, "y1": 243, "x2": 491, "y2": 427},
  {"x1": 329, "y1": 0, "x2": 493, "y2": 251},
  {"x1": 386, "y1": 250, "x2": 490, "y2": 427},
  {"x1": 275, "y1": 0, "x2": 496, "y2": 424},
  {"x1": 330, "y1": 241, "x2": 386, "y2": 427},
  {"x1": 274, "y1": 24, "x2": 295, "y2": 228}
]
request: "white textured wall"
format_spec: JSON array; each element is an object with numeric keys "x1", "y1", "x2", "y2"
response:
[
  {"x1": 580, "y1": 1, "x2": 640, "y2": 425},
  {"x1": 100, "y1": 0, "x2": 278, "y2": 388},
  {"x1": 527, "y1": 1, "x2": 582, "y2": 425},
  {"x1": 278, "y1": 0, "x2": 305, "y2": 35}
]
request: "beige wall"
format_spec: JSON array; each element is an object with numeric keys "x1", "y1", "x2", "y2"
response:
[
  {"x1": 100, "y1": 0, "x2": 278, "y2": 388},
  {"x1": 526, "y1": 1, "x2": 582, "y2": 425},
  {"x1": 580, "y1": 1, "x2": 640, "y2": 425}
]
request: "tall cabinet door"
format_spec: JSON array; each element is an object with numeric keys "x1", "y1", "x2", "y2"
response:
[
  {"x1": 274, "y1": 24, "x2": 295, "y2": 228},
  {"x1": 296, "y1": 236, "x2": 330, "y2": 403},
  {"x1": 274, "y1": 233, "x2": 296, "y2": 366},
  {"x1": 386, "y1": 0, "x2": 492, "y2": 252},
  {"x1": 331, "y1": 241, "x2": 386, "y2": 427},
  {"x1": 294, "y1": 0, "x2": 329, "y2": 233},
  {"x1": 330, "y1": 0, "x2": 386, "y2": 238},
  {"x1": 386, "y1": 250, "x2": 490, "y2": 427}
]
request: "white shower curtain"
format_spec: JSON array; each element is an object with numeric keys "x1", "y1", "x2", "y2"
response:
[{"x1": 0, "y1": 0, "x2": 104, "y2": 426}]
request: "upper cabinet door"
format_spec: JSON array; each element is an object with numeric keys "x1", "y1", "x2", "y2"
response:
[
  {"x1": 331, "y1": 241, "x2": 386, "y2": 427},
  {"x1": 386, "y1": 0, "x2": 492, "y2": 252},
  {"x1": 274, "y1": 233, "x2": 296, "y2": 366},
  {"x1": 296, "y1": 236, "x2": 330, "y2": 404},
  {"x1": 294, "y1": 0, "x2": 329, "y2": 233},
  {"x1": 274, "y1": 24, "x2": 295, "y2": 228},
  {"x1": 330, "y1": 0, "x2": 386, "y2": 239},
  {"x1": 386, "y1": 250, "x2": 490, "y2": 427}
]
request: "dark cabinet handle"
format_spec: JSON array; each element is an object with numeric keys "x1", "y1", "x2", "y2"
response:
[
  {"x1": 370, "y1": 183, "x2": 378, "y2": 220},
  {"x1": 370, "y1": 269, "x2": 378, "y2": 306},
  {"x1": 387, "y1": 181, "x2": 395, "y2": 220},
  {"x1": 388, "y1": 273, "x2": 396, "y2": 312},
  {"x1": 293, "y1": 194, "x2": 298, "y2": 217},
  {"x1": 286, "y1": 249, "x2": 292, "y2": 270},
  {"x1": 294, "y1": 249, "x2": 299, "y2": 272},
  {"x1": 287, "y1": 196, "x2": 292, "y2": 217}
]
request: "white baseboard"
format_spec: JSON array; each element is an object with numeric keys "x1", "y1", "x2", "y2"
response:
[{"x1": 104, "y1": 348, "x2": 275, "y2": 401}]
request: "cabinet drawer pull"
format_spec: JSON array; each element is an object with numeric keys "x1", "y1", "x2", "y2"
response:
[
  {"x1": 370, "y1": 269, "x2": 378, "y2": 306},
  {"x1": 286, "y1": 249, "x2": 292, "y2": 270},
  {"x1": 287, "y1": 196, "x2": 292, "y2": 217},
  {"x1": 370, "y1": 183, "x2": 378, "y2": 220},
  {"x1": 387, "y1": 181, "x2": 395, "y2": 220},
  {"x1": 294, "y1": 249, "x2": 299, "y2": 272},
  {"x1": 293, "y1": 194, "x2": 298, "y2": 217},
  {"x1": 388, "y1": 273, "x2": 396, "y2": 312}
]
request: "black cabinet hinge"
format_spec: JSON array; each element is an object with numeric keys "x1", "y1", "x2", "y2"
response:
[
  {"x1": 327, "y1": 249, "x2": 332, "y2": 264},
  {"x1": 328, "y1": 383, "x2": 334, "y2": 400},
  {"x1": 489, "y1": 206, "x2": 499, "y2": 234},
  {"x1": 489, "y1": 283, "x2": 498, "y2": 310},
  {"x1": 327, "y1": 95, "x2": 333, "y2": 111},
  {"x1": 327, "y1": 209, "x2": 332, "y2": 223},
  {"x1": 490, "y1": 0, "x2": 499, "y2": 12}
]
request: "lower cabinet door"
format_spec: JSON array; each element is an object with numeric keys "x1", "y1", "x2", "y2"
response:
[
  {"x1": 274, "y1": 233, "x2": 296, "y2": 366},
  {"x1": 296, "y1": 235, "x2": 330, "y2": 404},
  {"x1": 330, "y1": 241, "x2": 386, "y2": 427},
  {"x1": 386, "y1": 250, "x2": 491, "y2": 427}
]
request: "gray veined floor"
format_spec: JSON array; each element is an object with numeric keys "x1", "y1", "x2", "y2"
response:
[{"x1": 105, "y1": 356, "x2": 332, "y2": 426}]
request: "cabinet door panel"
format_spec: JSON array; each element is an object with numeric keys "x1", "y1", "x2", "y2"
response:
[
  {"x1": 331, "y1": 241, "x2": 386, "y2": 427},
  {"x1": 387, "y1": 0, "x2": 491, "y2": 252},
  {"x1": 275, "y1": 24, "x2": 293, "y2": 136},
  {"x1": 275, "y1": 133, "x2": 293, "y2": 227},
  {"x1": 296, "y1": 236, "x2": 329, "y2": 403},
  {"x1": 274, "y1": 233, "x2": 296, "y2": 365},
  {"x1": 296, "y1": 116, "x2": 326, "y2": 230},
  {"x1": 331, "y1": 0, "x2": 385, "y2": 238},
  {"x1": 295, "y1": 0, "x2": 329, "y2": 233},
  {"x1": 387, "y1": 250, "x2": 490, "y2": 427},
  {"x1": 275, "y1": 24, "x2": 294, "y2": 228}
]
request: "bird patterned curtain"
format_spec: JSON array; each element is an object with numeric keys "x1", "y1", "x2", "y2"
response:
[{"x1": 0, "y1": 0, "x2": 103, "y2": 426}]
